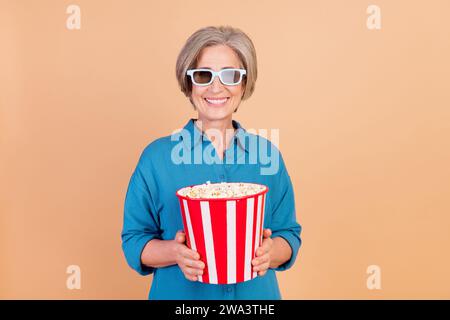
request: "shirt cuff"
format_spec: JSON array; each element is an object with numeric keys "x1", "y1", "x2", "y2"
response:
[
  {"x1": 130, "y1": 234, "x2": 159, "y2": 276},
  {"x1": 270, "y1": 231, "x2": 301, "y2": 272}
]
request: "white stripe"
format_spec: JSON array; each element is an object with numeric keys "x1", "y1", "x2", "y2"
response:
[
  {"x1": 200, "y1": 201, "x2": 217, "y2": 284},
  {"x1": 260, "y1": 195, "x2": 267, "y2": 277},
  {"x1": 183, "y1": 199, "x2": 202, "y2": 282},
  {"x1": 253, "y1": 195, "x2": 263, "y2": 278},
  {"x1": 244, "y1": 197, "x2": 254, "y2": 281},
  {"x1": 227, "y1": 201, "x2": 236, "y2": 284}
]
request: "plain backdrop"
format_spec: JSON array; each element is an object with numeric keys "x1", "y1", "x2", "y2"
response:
[{"x1": 1, "y1": 0, "x2": 449, "y2": 299}]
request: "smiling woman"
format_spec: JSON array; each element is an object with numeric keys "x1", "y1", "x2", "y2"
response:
[
  {"x1": 176, "y1": 26, "x2": 257, "y2": 115},
  {"x1": 121, "y1": 25, "x2": 302, "y2": 300},
  {"x1": 187, "y1": 45, "x2": 244, "y2": 125}
]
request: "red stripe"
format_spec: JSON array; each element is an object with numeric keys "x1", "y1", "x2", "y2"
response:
[
  {"x1": 186, "y1": 200, "x2": 209, "y2": 283},
  {"x1": 251, "y1": 195, "x2": 259, "y2": 278},
  {"x1": 235, "y1": 198, "x2": 247, "y2": 283},
  {"x1": 179, "y1": 199, "x2": 191, "y2": 248},
  {"x1": 209, "y1": 200, "x2": 228, "y2": 284},
  {"x1": 254, "y1": 194, "x2": 266, "y2": 279}
]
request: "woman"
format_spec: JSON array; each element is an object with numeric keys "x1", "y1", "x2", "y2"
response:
[{"x1": 122, "y1": 26, "x2": 302, "y2": 299}]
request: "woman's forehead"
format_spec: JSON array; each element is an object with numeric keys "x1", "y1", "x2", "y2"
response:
[{"x1": 196, "y1": 45, "x2": 242, "y2": 69}]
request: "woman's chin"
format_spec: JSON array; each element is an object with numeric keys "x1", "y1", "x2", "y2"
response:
[{"x1": 198, "y1": 106, "x2": 234, "y2": 119}]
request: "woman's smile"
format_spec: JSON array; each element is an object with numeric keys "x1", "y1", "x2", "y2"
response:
[{"x1": 204, "y1": 97, "x2": 230, "y2": 106}]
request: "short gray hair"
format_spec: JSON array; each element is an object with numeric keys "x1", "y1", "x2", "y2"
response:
[{"x1": 176, "y1": 26, "x2": 258, "y2": 108}]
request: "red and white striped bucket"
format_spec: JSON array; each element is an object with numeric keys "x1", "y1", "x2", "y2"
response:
[{"x1": 176, "y1": 184, "x2": 268, "y2": 284}]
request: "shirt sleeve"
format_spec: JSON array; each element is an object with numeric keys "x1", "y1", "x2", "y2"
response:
[
  {"x1": 268, "y1": 153, "x2": 302, "y2": 272},
  {"x1": 121, "y1": 149, "x2": 161, "y2": 276}
]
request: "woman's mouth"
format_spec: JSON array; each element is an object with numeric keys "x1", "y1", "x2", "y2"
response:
[{"x1": 204, "y1": 97, "x2": 229, "y2": 107}]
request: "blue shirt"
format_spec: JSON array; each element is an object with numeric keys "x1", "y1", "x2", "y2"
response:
[{"x1": 121, "y1": 118, "x2": 302, "y2": 300}]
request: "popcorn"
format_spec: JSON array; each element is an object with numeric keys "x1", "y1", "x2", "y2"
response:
[{"x1": 177, "y1": 182, "x2": 266, "y2": 199}]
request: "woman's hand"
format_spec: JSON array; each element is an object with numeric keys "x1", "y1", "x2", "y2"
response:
[
  {"x1": 173, "y1": 230, "x2": 205, "y2": 281},
  {"x1": 251, "y1": 229, "x2": 273, "y2": 276}
]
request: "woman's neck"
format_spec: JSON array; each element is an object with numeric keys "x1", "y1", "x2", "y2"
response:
[
  {"x1": 195, "y1": 116, "x2": 236, "y2": 159},
  {"x1": 195, "y1": 116, "x2": 234, "y2": 134}
]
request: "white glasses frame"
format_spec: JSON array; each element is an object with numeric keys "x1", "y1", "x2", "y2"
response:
[{"x1": 186, "y1": 68, "x2": 247, "y2": 86}]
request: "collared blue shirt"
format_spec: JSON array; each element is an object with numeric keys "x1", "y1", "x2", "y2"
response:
[{"x1": 121, "y1": 118, "x2": 302, "y2": 300}]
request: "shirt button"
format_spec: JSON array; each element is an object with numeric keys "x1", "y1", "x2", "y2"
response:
[{"x1": 227, "y1": 287, "x2": 232, "y2": 292}]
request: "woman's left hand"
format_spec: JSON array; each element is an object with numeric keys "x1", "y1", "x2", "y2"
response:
[{"x1": 251, "y1": 229, "x2": 273, "y2": 276}]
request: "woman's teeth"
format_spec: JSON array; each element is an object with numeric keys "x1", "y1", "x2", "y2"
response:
[{"x1": 205, "y1": 98, "x2": 228, "y2": 105}]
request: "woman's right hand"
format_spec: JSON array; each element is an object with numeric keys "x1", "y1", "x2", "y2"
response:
[{"x1": 173, "y1": 231, "x2": 205, "y2": 281}]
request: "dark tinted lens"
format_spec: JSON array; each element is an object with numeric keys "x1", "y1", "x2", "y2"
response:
[
  {"x1": 221, "y1": 70, "x2": 241, "y2": 84},
  {"x1": 193, "y1": 70, "x2": 213, "y2": 84}
]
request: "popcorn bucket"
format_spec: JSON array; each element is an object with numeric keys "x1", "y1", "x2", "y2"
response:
[{"x1": 176, "y1": 183, "x2": 269, "y2": 285}]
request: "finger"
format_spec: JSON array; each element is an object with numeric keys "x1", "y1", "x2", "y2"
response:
[
  {"x1": 263, "y1": 229, "x2": 272, "y2": 238},
  {"x1": 257, "y1": 260, "x2": 271, "y2": 275},
  {"x1": 261, "y1": 238, "x2": 273, "y2": 251},
  {"x1": 258, "y1": 269, "x2": 268, "y2": 276},
  {"x1": 254, "y1": 261, "x2": 270, "y2": 273},
  {"x1": 256, "y1": 245, "x2": 266, "y2": 256},
  {"x1": 183, "y1": 258, "x2": 205, "y2": 270},
  {"x1": 184, "y1": 274, "x2": 198, "y2": 282},
  {"x1": 175, "y1": 231, "x2": 186, "y2": 243},
  {"x1": 182, "y1": 248, "x2": 201, "y2": 260},
  {"x1": 176, "y1": 230, "x2": 185, "y2": 237},
  {"x1": 252, "y1": 253, "x2": 269, "y2": 267},
  {"x1": 252, "y1": 255, "x2": 264, "y2": 267},
  {"x1": 256, "y1": 242, "x2": 271, "y2": 256},
  {"x1": 183, "y1": 266, "x2": 204, "y2": 276}
]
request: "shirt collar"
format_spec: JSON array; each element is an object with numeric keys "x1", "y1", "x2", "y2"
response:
[{"x1": 181, "y1": 118, "x2": 249, "y2": 153}]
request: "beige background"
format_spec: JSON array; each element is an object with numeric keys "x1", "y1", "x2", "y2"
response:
[{"x1": 1, "y1": 0, "x2": 449, "y2": 299}]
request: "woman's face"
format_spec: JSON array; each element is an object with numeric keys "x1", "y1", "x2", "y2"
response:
[{"x1": 190, "y1": 45, "x2": 244, "y2": 123}]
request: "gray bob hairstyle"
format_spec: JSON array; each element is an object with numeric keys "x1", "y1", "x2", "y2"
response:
[{"x1": 176, "y1": 26, "x2": 258, "y2": 107}]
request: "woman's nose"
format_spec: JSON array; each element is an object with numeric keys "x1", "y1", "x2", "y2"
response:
[{"x1": 210, "y1": 75, "x2": 224, "y2": 92}]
